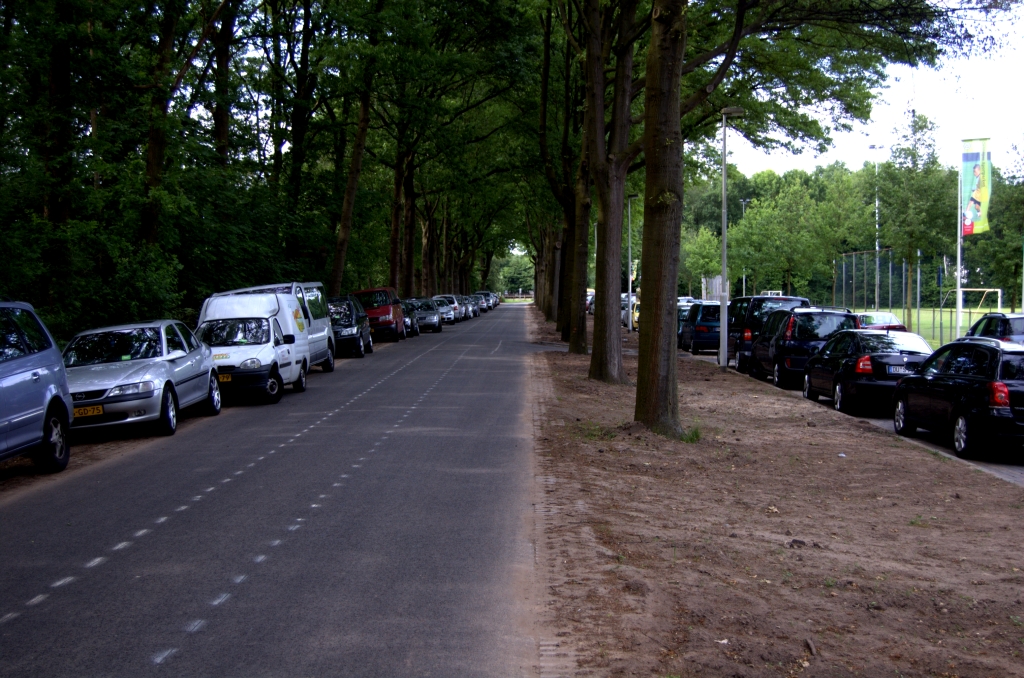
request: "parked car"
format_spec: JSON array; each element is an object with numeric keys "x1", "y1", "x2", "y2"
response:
[
  {"x1": 803, "y1": 330, "x2": 933, "y2": 413},
  {"x1": 465, "y1": 295, "x2": 479, "y2": 318},
  {"x1": 408, "y1": 298, "x2": 444, "y2": 332},
  {"x1": 727, "y1": 295, "x2": 809, "y2": 372},
  {"x1": 327, "y1": 295, "x2": 373, "y2": 357},
  {"x1": 433, "y1": 298, "x2": 456, "y2": 324},
  {"x1": 65, "y1": 320, "x2": 220, "y2": 434},
  {"x1": 198, "y1": 292, "x2": 310, "y2": 400},
  {"x1": 621, "y1": 299, "x2": 639, "y2": 328},
  {"x1": 473, "y1": 291, "x2": 495, "y2": 310},
  {"x1": 354, "y1": 287, "x2": 406, "y2": 340},
  {"x1": 678, "y1": 301, "x2": 721, "y2": 354},
  {"x1": 677, "y1": 306, "x2": 688, "y2": 348},
  {"x1": 400, "y1": 300, "x2": 421, "y2": 337},
  {"x1": 966, "y1": 313, "x2": 1024, "y2": 343},
  {"x1": 0, "y1": 302, "x2": 72, "y2": 472},
  {"x1": 434, "y1": 295, "x2": 464, "y2": 322},
  {"x1": 857, "y1": 311, "x2": 907, "y2": 331},
  {"x1": 893, "y1": 337, "x2": 1024, "y2": 458},
  {"x1": 750, "y1": 307, "x2": 858, "y2": 387},
  {"x1": 471, "y1": 294, "x2": 488, "y2": 313}
]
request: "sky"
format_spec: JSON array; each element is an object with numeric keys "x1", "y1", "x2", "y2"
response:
[{"x1": 729, "y1": 7, "x2": 1024, "y2": 178}]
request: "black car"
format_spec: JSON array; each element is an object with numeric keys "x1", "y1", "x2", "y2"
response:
[
  {"x1": 327, "y1": 296, "x2": 373, "y2": 357},
  {"x1": 803, "y1": 330, "x2": 933, "y2": 413},
  {"x1": 407, "y1": 297, "x2": 444, "y2": 333},
  {"x1": 726, "y1": 295, "x2": 809, "y2": 373},
  {"x1": 966, "y1": 313, "x2": 1024, "y2": 344},
  {"x1": 893, "y1": 337, "x2": 1024, "y2": 457},
  {"x1": 400, "y1": 300, "x2": 421, "y2": 337},
  {"x1": 678, "y1": 301, "x2": 720, "y2": 354},
  {"x1": 750, "y1": 307, "x2": 858, "y2": 388}
]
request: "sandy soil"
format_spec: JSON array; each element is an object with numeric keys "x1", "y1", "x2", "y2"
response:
[{"x1": 529, "y1": 305, "x2": 1024, "y2": 677}]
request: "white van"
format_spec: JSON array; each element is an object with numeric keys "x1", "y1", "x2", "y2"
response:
[{"x1": 196, "y1": 293, "x2": 308, "y2": 402}]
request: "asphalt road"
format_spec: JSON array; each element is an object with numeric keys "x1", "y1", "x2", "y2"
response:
[{"x1": 0, "y1": 305, "x2": 539, "y2": 677}]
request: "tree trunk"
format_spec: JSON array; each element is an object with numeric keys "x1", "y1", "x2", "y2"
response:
[
  {"x1": 402, "y1": 155, "x2": 416, "y2": 297},
  {"x1": 389, "y1": 150, "x2": 407, "y2": 290},
  {"x1": 633, "y1": 0, "x2": 686, "y2": 435},
  {"x1": 212, "y1": 2, "x2": 236, "y2": 164},
  {"x1": 328, "y1": 87, "x2": 373, "y2": 295},
  {"x1": 549, "y1": 240, "x2": 562, "y2": 321},
  {"x1": 569, "y1": 148, "x2": 592, "y2": 354},
  {"x1": 556, "y1": 214, "x2": 575, "y2": 339},
  {"x1": 905, "y1": 258, "x2": 914, "y2": 332}
]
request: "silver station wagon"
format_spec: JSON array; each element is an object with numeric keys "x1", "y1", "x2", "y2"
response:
[{"x1": 63, "y1": 320, "x2": 221, "y2": 435}]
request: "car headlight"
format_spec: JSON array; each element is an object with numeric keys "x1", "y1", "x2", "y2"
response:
[
  {"x1": 430, "y1": 315, "x2": 438, "y2": 321},
  {"x1": 337, "y1": 326, "x2": 358, "y2": 336},
  {"x1": 108, "y1": 381, "x2": 155, "y2": 397},
  {"x1": 380, "y1": 313, "x2": 392, "y2": 322},
  {"x1": 239, "y1": 358, "x2": 262, "y2": 370}
]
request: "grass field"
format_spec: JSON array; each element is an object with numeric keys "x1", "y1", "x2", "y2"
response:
[{"x1": 844, "y1": 304, "x2": 1006, "y2": 349}]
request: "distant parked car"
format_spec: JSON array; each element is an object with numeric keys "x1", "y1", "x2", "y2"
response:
[
  {"x1": 434, "y1": 295, "x2": 464, "y2": 322},
  {"x1": 727, "y1": 295, "x2": 809, "y2": 373},
  {"x1": 433, "y1": 298, "x2": 456, "y2": 325},
  {"x1": 0, "y1": 302, "x2": 72, "y2": 472},
  {"x1": 327, "y1": 296, "x2": 373, "y2": 357},
  {"x1": 400, "y1": 300, "x2": 421, "y2": 337},
  {"x1": 65, "y1": 320, "x2": 220, "y2": 435},
  {"x1": 966, "y1": 313, "x2": 1024, "y2": 344},
  {"x1": 473, "y1": 291, "x2": 495, "y2": 310},
  {"x1": 893, "y1": 337, "x2": 1024, "y2": 458},
  {"x1": 857, "y1": 311, "x2": 907, "y2": 331},
  {"x1": 408, "y1": 298, "x2": 444, "y2": 333},
  {"x1": 803, "y1": 330, "x2": 932, "y2": 413},
  {"x1": 750, "y1": 307, "x2": 858, "y2": 388},
  {"x1": 678, "y1": 301, "x2": 721, "y2": 354},
  {"x1": 354, "y1": 287, "x2": 406, "y2": 341}
]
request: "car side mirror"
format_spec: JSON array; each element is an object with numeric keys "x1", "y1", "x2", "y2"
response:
[
  {"x1": 357, "y1": 312, "x2": 368, "y2": 321},
  {"x1": 810, "y1": 346, "x2": 820, "y2": 356},
  {"x1": 167, "y1": 349, "x2": 187, "y2": 360},
  {"x1": 283, "y1": 334, "x2": 296, "y2": 345}
]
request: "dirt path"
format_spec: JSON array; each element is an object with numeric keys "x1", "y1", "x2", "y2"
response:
[{"x1": 528, "y1": 306, "x2": 1024, "y2": 677}]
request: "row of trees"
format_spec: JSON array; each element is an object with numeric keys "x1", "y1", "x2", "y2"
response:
[{"x1": 1, "y1": 0, "x2": 1011, "y2": 435}]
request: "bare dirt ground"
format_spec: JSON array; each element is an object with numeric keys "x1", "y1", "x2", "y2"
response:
[{"x1": 528, "y1": 305, "x2": 1024, "y2": 677}]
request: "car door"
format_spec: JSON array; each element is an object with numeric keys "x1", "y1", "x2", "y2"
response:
[
  {"x1": 810, "y1": 335, "x2": 840, "y2": 390},
  {"x1": 829, "y1": 334, "x2": 857, "y2": 388},
  {"x1": 683, "y1": 304, "x2": 700, "y2": 346},
  {"x1": 271, "y1": 319, "x2": 291, "y2": 373},
  {"x1": 0, "y1": 310, "x2": 31, "y2": 454},
  {"x1": 302, "y1": 285, "x2": 330, "y2": 363},
  {"x1": 164, "y1": 324, "x2": 200, "y2": 402},
  {"x1": 174, "y1": 322, "x2": 207, "y2": 405},
  {"x1": 727, "y1": 298, "x2": 749, "y2": 359},
  {"x1": 941, "y1": 347, "x2": 994, "y2": 424},
  {"x1": 911, "y1": 345, "x2": 959, "y2": 426},
  {"x1": 1, "y1": 308, "x2": 57, "y2": 452},
  {"x1": 753, "y1": 312, "x2": 782, "y2": 373}
]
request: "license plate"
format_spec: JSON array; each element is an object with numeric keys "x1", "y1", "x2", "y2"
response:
[
  {"x1": 74, "y1": 405, "x2": 104, "y2": 417},
  {"x1": 887, "y1": 365, "x2": 909, "y2": 374},
  {"x1": 218, "y1": 374, "x2": 232, "y2": 382}
]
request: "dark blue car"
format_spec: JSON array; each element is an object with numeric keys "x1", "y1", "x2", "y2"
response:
[{"x1": 679, "y1": 301, "x2": 720, "y2": 355}]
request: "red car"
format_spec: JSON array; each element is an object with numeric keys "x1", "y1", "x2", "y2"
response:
[
  {"x1": 352, "y1": 287, "x2": 407, "y2": 341},
  {"x1": 857, "y1": 312, "x2": 907, "y2": 331}
]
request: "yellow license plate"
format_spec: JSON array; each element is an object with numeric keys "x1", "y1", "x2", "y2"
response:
[
  {"x1": 74, "y1": 405, "x2": 104, "y2": 417},
  {"x1": 218, "y1": 374, "x2": 232, "y2": 382}
]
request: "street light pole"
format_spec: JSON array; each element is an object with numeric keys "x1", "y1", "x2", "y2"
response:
[
  {"x1": 720, "y1": 107, "x2": 744, "y2": 372},
  {"x1": 627, "y1": 193, "x2": 638, "y2": 332},
  {"x1": 869, "y1": 144, "x2": 884, "y2": 310}
]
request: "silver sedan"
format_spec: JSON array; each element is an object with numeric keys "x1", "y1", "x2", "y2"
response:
[{"x1": 63, "y1": 320, "x2": 221, "y2": 435}]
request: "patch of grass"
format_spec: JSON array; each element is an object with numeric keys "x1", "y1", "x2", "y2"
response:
[
  {"x1": 824, "y1": 577, "x2": 837, "y2": 588},
  {"x1": 909, "y1": 515, "x2": 931, "y2": 527},
  {"x1": 575, "y1": 420, "x2": 617, "y2": 441},
  {"x1": 927, "y1": 449, "x2": 950, "y2": 462},
  {"x1": 681, "y1": 427, "x2": 702, "y2": 443},
  {"x1": 1011, "y1": 615, "x2": 1023, "y2": 628}
]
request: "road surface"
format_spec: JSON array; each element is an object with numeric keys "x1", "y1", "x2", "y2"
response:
[{"x1": 0, "y1": 305, "x2": 539, "y2": 677}]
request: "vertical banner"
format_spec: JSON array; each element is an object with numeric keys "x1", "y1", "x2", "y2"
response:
[{"x1": 961, "y1": 138, "x2": 992, "y2": 235}]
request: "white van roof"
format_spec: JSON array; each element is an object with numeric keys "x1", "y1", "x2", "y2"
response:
[{"x1": 203, "y1": 293, "x2": 282, "y2": 321}]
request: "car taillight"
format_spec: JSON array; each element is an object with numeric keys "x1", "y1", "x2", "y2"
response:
[
  {"x1": 855, "y1": 355, "x2": 872, "y2": 374},
  {"x1": 989, "y1": 381, "x2": 1011, "y2": 407},
  {"x1": 743, "y1": 328, "x2": 752, "y2": 341},
  {"x1": 782, "y1": 317, "x2": 795, "y2": 341},
  {"x1": 696, "y1": 325, "x2": 708, "y2": 332}
]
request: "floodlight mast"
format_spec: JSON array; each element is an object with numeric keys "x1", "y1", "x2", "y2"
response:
[{"x1": 719, "y1": 107, "x2": 744, "y2": 372}]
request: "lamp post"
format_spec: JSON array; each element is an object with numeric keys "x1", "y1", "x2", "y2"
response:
[
  {"x1": 869, "y1": 143, "x2": 885, "y2": 310},
  {"x1": 719, "y1": 107, "x2": 744, "y2": 371},
  {"x1": 627, "y1": 193, "x2": 638, "y2": 332}
]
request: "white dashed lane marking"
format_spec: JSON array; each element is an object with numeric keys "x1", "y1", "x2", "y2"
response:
[{"x1": 50, "y1": 577, "x2": 75, "y2": 588}]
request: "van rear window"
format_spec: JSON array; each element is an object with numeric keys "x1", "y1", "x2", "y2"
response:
[
  {"x1": 750, "y1": 299, "x2": 804, "y2": 331},
  {"x1": 1000, "y1": 354, "x2": 1024, "y2": 381},
  {"x1": 794, "y1": 314, "x2": 856, "y2": 340},
  {"x1": 699, "y1": 305, "x2": 720, "y2": 321}
]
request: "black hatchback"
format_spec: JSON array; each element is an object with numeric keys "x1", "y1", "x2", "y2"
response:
[
  {"x1": 750, "y1": 307, "x2": 858, "y2": 388},
  {"x1": 966, "y1": 313, "x2": 1024, "y2": 344},
  {"x1": 726, "y1": 295, "x2": 809, "y2": 373},
  {"x1": 803, "y1": 330, "x2": 933, "y2": 413},
  {"x1": 327, "y1": 296, "x2": 373, "y2": 358},
  {"x1": 893, "y1": 337, "x2": 1024, "y2": 457}
]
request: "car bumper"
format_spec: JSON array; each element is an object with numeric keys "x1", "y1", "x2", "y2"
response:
[
  {"x1": 70, "y1": 391, "x2": 160, "y2": 428},
  {"x1": 845, "y1": 379, "x2": 898, "y2": 400},
  {"x1": 370, "y1": 321, "x2": 398, "y2": 335},
  {"x1": 217, "y1": 366, "x2": 273, "y2": 392},
  {"x1": 692, "y1": 333, "x2": 720, "y2": 349}
]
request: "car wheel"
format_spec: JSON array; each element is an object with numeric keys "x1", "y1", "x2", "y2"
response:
[
  {"x1": 365, "y1": 334, "x2": 374, "y2": 353},
  {"x1": 354, "y1": 337, "x2": 365, "y2": 358},
  {"x1": 802, "y1": 374, "x2": 818, "y2": 402},
  {"x1": 833, "y1": 381, "x2": 852, "y2": 413},
  {"x1": 321, "y1": 346, "x2": 335, "y2": 372},
  {"x1": 204, "y1": 373, "x2": 222, "y2": 416},
  {"x1": 156, "y1": 387, "x2": 178, "y2": 436},
  {"x1": 434, "y1": 323, "x2": 442, "y2": 333},
  {"x1": 32, "y1": 408, "x2": 70, "y2": 473},
  {"x1": 953, "y1": 414, "x2": 977, "y2": 458},
  {"x1": 736, "y1": 355, "x2": 749, "y2": 374},
  {"x1": 893, "y1": 398, "x2": 915, "y2": 436},
  {"x1": 690, "y1": 341, "x2": 699, "y2": 355},
  {"x1": 772, "y1": 363, "x2": 785, "y2": 388},
  {"x1": 266, "y1": 370, "x2": 284, "y2": 403},
  {"x1": 414, "y1": 324, "x2": 420, "y2": 337},
  {"x1": 293, "y1": 363, "x2": 307, "y2": 392}
]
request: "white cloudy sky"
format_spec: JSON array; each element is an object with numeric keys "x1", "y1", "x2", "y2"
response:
[{"x1": 729, "y1": 7, "x2": 1024, "y2": 177}]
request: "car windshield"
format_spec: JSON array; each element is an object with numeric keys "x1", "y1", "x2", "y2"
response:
[
  {"x1": 859, "y1": 333, "x2": 932, "y2": 355},
  {"x1": 328, "y1": 302, "x2": 353, "y2": 325},
  {"x1": 794, "y1": 314, "x2": 856, "y2": 340},
  {"x1": 408, "y1": 299, "x2": 435, "y2": 311},
  {"x1": 859, "y1": 312, "x2": 902, "y2": 326},
  {"x1": 63, "y1": 328, "x2": 163, "y2": 366},
  {"x1": 699, "y1": 305, "x2": 720, "y2": 321},
  {"x1": 355, "y1": 290, "x2": 391, "y2": 309},
  {"x1": 197, "y1": 319, "x2": 270, "y2": 346},
  {"x1": 999, "y1": 354, "x2": 1024, "y2": 381},
  {"x1": 751, "y1": 300, "x2": 803, "y2": 331}
]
